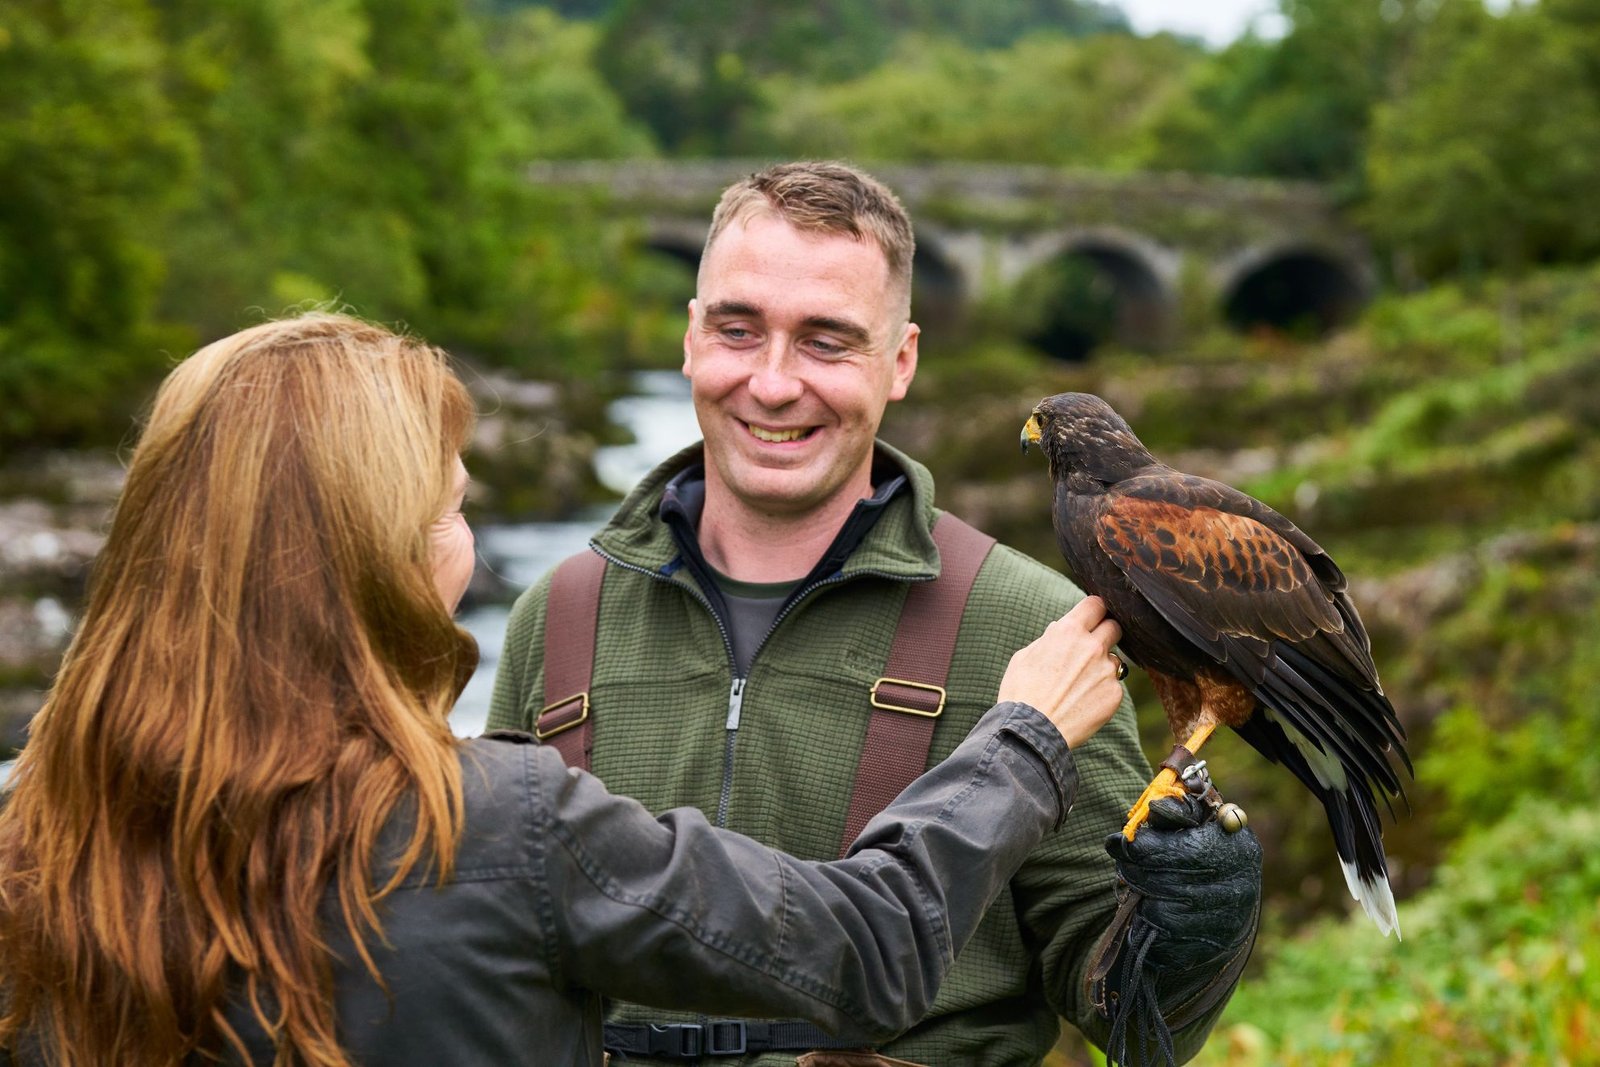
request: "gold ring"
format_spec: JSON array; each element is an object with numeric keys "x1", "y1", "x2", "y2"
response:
[{"x1": 1110, "y1": 652, "x2": 1128, "y2": 681}]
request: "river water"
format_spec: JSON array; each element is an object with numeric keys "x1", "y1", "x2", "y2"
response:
[{"x1": 448, "y1": 370, "x2": 701, "y2": 737}]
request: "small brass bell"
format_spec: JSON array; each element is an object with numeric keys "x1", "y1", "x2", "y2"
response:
[{"x1": 1217, "y1": 802, "x2": 1248, "y2": 834}]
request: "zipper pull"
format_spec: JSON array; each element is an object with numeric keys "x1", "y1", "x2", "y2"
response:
[{"x1": 726, "y1": 677, "x2": 746, "y2": 730}]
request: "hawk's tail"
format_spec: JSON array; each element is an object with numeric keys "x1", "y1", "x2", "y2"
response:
[
  {"x1": 1322, "y1": 782, "x2": 1401, "y2": 939},
  {"x1": 1237, "y1": 707, "x2": 1403, "y2": 938}
]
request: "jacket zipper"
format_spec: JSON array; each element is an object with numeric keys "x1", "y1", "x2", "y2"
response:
[
  {"x1": 592, "y1": 546, "x2": 747, "y2": 827},
  {"x1": 717, "y1": 567, "x2": 934, "y2": 828},
  {"x1": 593, "y1": 543, "x2": 930, "y2": 828},
  {"x1": 717, "y1": 678, "x2": 746, "y2": 826}
]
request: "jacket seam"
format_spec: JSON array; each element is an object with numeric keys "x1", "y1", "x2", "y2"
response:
[{"x1": 523, "y1": 745, "x2": 568, "y2": 993}]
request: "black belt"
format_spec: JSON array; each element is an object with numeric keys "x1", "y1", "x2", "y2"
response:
[{"x1": 602, "y1": 1020, "x2": 863, "y2": 1060}]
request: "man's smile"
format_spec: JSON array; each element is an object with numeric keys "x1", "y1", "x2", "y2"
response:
[{"x1": 744, "y1": 420, "x2": 817, "y2": 444}]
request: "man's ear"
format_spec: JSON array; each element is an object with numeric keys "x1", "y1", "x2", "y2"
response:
[
  {"x1": 682, "y1": 298, "x2": 699, "y2": 378},
  {"x1": 887, "y1": 321, "x2": 920, "y2": 402}
]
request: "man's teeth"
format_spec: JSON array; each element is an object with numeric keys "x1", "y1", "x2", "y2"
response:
[{"x1": 748, "y1": 424, "x2": 809, "y2": 443}]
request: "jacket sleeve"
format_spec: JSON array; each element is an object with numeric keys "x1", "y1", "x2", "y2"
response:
[
  {"x1": 485, "y1": 570, "x2": 554, "y2": 732},
  {"x1": 534, "y1": 701, "x2": 1078, "y2": 1042}
]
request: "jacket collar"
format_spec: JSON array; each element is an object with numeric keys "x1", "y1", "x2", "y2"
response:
[{"x1": 591, "y1": 440, "x2": 942, "y2": 583}]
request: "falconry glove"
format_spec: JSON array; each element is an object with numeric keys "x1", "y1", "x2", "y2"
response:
[{"x1": 1088, "y1": 793, "x2": 1262, "y2": 1067}]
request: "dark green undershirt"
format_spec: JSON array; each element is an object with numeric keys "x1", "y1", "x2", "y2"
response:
[{"x1": 705, "y1": 567, "x2": 799, "y2": 677}]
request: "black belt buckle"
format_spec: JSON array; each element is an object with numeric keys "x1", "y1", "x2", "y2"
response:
[
  {"x1": 707, "y1": 1021, "x2": 747, "y2": 1055},
  {"x1": 610, "y1": 1018, "x2": 863, "y2": 1058},
  {"x1": 646, "y1": 1023, "x2": 701, "y2": 1057},
  {"x1": 641, "y1": 1021, "x2": 748, "y2": 1058}
]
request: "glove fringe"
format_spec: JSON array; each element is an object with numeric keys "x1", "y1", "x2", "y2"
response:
[{"x1": 1105, "y1": 920, "x2": 1178, "y2": 1067}]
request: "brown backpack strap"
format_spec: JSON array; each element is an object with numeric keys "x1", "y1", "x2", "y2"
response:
[
  {"x1": 837, "y1": 513, "x2": 997, "y2": 856},
  {"x1": 537, "y1": 548, "x2": 607, "y2": 770}
]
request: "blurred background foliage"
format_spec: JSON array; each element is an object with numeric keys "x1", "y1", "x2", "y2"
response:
[
  {"x1": 12, "y1": 0, "x2": 1600, "y2": 446},
  {"x1": 5, "y1": 1, "x2": 1600, "y2": 1062}
]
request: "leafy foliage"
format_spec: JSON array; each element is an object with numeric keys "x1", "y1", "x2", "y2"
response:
[
  {"x1": 593, "y1": 0, "x2": 891, "y2": 153},
  {"x1": 489, "y1": 8, "x2": 657, "y2": 160},
  {"x1": 1194, "y1": 802, "x2": 1600, "y2": 1066},
  {"x1": 1366, "y1": 5, "x2": 1600, "y2": 277},
  {"x1": 0, "y1": 0, "x2": 669, "y2": 448},
  {"x1": 589, "y1": 0, "x2": 1139, "y2": 154},
  {"x1": 760, "y1": 32, "x2": 1198, "y2": 167},
  {"x1": 0, "y1": 0, "x2": 195, "y2": 444},
  {"x1": 1136, "y1": 0, "x2": 1421, "y2": 190},
  {"x1": 13, "y1": 0, "x2": 1600, "y2": 448}
]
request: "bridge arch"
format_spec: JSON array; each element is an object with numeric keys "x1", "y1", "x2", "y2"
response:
[
  {"x1": 1012, "y1": 228, "x2": 1178, "y2": 360},
  {"x1": 640, "y1": 219, "x2": 708, "y2": 273},
  {"x1": 632, "y1": 220, "x2": 705, "y2": 325},
  {"x1": 1218, "y1": 244, "x2": 1370, "y2": 337},
  {"x1": 911, "y1": 234, "x2": 965, "y2": 334}
]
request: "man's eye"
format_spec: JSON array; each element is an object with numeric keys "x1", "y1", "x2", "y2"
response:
[
  {"x1": 807, "y1": 338, "x2": 846, "y2": 357},
  {"x1": 720, "y1": 326, "x2": 753, "y2": 341}
]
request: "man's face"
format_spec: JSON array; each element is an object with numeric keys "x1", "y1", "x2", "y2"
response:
[{"x1": 684, "y1": 213, "x2": 919, "y2": 519}]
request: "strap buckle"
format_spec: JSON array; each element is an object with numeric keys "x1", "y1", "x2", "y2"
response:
[
  {"x1": 534, "y1": 693, "x2": 589, "y2": 740},
  {"x1": 869, "y1": 677, "x2": 945, "y2": 718},
  {"x1": 706, "y1": 1021, "x2": 747, "y2": 1055},
  {"x1": 642, "y1": 1021, "x2": 747, "y2": 1057},
  {"x1": 646, "y1": 1023, "x2": 701, "y2": 1058}
]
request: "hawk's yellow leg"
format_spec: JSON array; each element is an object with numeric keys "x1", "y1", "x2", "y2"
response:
[{"x1": 1121, "y1": 722, "x2": 1219, "y2": 840}]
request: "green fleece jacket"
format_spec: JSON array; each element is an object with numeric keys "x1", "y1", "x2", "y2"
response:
[{"x1": 488, "y1": 442, "x2": 1194, "y2": 1065}]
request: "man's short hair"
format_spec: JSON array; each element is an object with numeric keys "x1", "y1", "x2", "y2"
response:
[{"x1": 702, "y1": 161, "x2": 915, "y2": 307}]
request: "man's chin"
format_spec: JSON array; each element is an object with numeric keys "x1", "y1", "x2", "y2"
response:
[
  {"x1": 715, "y1": 471, "x2": 833, "y2": 517},
  {"x1": 730, "y1": 487, "x2": 825, "y2": 517}
]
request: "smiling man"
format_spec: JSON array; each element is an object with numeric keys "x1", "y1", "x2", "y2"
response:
[{"x1": 487, "y1": 162, "x2": 1259, "y2": 1066}]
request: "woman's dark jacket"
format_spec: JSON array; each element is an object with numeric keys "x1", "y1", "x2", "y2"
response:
[{"x1": 203, "y1": 700, "x2": 1077, "y2": 1065}]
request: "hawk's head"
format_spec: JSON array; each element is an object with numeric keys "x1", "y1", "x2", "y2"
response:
[{"x1": 1021, "y1": 392, "x2": 1157, "y2": 488}]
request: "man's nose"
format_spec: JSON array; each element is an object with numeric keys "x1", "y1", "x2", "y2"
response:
[{"x1": 746, "y1": 345, "x2": 805, "y2": 408}]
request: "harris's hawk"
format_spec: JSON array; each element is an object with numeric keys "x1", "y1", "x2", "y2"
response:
[{"x1": 1022, "y1": 392, "x2": 1410, "y2": 936}]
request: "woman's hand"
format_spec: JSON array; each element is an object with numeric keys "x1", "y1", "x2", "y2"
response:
[{"x1": 997, "y1": 596, "x2": 1125, "y2": 749}]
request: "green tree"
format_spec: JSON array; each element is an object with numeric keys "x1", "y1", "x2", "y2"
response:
[
  {"x1": 0, "y1": 0, "x2": 195, "y2": 446},
  {"x1": 762, "y1": 32, "x2": 1198, "y2": 167},
  {"x1": 148, "y1": 0, "x2": 422, "y2": 338},
  {"x1": 346, "y1": 0, "x2": 532, "y2": 322},
  {"x1": 487, "y1": 7, "x2": 657, "y2": 159},
  {"x1": 148, "y1": 0, "x2": 568, "y2": 356},
  {"x1": 1140, "y1": 0, "x2": 1440, "y2": 192},
  {"x1": 1365, "y1": 6, "x2": 1600, "y2": 278},
  {"x1": 886, "y1": 0, "x2": 1129, "y2": 46},
  {"x1": 592, "y1": 0, "x2": 1140, "y2": 154},
  {"x1": 594, "y1": 0, "x2": 893, "y2": 153}
]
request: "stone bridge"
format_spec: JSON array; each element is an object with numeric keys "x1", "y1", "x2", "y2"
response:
[{"x1": 527, "y1": 160, "x2": 1374, "y2": 358}]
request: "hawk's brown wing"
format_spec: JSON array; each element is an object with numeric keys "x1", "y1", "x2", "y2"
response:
[{"x1": 1096, "y1": 472, "x2": 1409, "y2": 794}]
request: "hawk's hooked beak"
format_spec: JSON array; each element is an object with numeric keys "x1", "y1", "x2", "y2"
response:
[{"x1": 1021, "y1": 413, "x2": 1043, "y2": 455}]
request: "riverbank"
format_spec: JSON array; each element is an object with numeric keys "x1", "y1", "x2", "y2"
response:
[{"x1": 0, "y1": 453, "x2": 125, "y2": 750}]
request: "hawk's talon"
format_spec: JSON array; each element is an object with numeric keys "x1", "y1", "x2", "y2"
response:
[{"x1": 1120, "y1": 768, "x2": 1189, "y2": 840}]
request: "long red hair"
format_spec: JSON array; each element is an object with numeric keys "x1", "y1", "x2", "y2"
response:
[{"x1": 0, "y1": 314, "x2": 477, "y2": 1065}]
